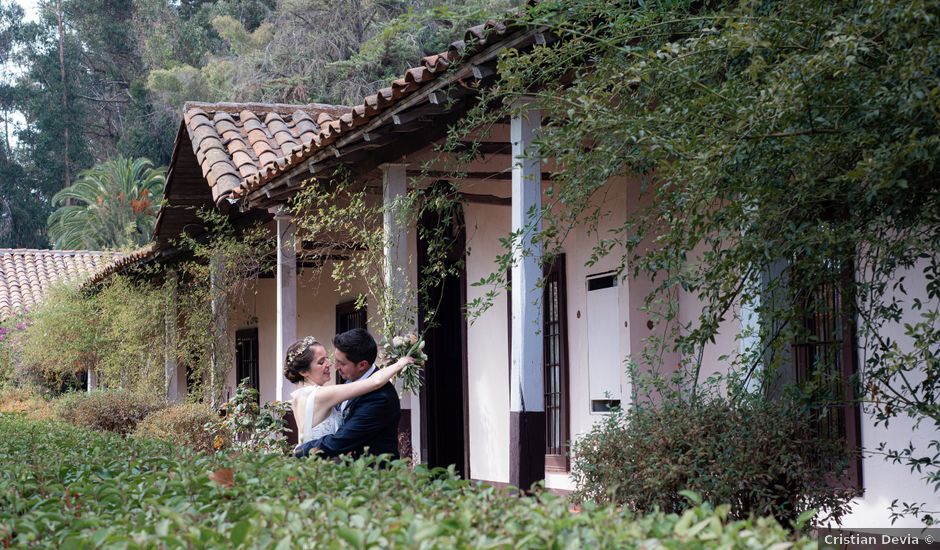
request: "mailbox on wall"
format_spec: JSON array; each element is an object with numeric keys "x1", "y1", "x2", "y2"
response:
[{"x1": 586, "y1": 273, "x2": 621, "y2": 412}]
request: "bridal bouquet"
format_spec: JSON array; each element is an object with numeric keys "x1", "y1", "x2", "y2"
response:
[{"x1": 382, "y1": 333, "x2": 427, "y2": 394}]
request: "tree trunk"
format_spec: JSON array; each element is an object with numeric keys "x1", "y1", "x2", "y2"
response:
[{"x1": 56, "y1": 0, "x2": 71, "y2": 190}]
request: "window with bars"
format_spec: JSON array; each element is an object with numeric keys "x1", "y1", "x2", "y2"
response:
[
  {"x1": 506, "y1": 257, "x2": 572, "y2": 471},
  {"x1": 335, "y1": 300, "x2": 368, "y2": 384},
  {"x1": 543, "y1": 254, "x2": 570, "y2": 471},
  {"x1": 790, "y1": 268, "x2": 862, "y2": 490},
  {"x1": 336, "y1": 300, "x2": 367, "y2": 333},
  {"x1": 235, "y1": 328, "x2": 260, "y2": 400}
]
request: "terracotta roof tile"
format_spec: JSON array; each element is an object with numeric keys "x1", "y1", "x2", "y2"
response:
[
  {"x1": 0, "y1": 249, "x2": 118, "y2": 320},
  {"x1": 181, "y1": 101, "x2": 351, "y2": 203},
  {"x1": 83, "y1": 244, "x2": 160, "y2": 288}
]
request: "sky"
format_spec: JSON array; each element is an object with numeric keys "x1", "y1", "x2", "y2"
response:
[
  {"x1": 3, "y1": 1, "x2": 40, "y2": 149},
  {"x1": 17, "y1": 0, "x2": 38, "y2": 22}
]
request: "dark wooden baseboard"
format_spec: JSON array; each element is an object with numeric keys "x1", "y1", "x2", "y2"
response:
[{"x1": 509, "y1": 410, "x2": 546, "y2": 491}]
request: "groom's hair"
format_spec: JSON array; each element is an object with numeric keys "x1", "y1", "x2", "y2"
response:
[{"x1": 333, "y1": 328, "x2": 377, "y2": 366}]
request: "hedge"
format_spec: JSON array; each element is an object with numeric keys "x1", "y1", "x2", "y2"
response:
[{"x1": 0, "y1": 415, "x2": 814, "y2": 548}]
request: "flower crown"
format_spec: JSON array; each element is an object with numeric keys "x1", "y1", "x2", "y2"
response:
[{"x1": 287, "y1": 336, "x2": 320, "y2": 365}]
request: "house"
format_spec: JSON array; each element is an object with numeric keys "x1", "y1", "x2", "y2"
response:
[{"x1": 96, "y1": 19, "x2": 936, "y2": 528}]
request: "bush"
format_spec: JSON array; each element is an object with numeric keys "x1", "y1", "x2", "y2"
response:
[
  {"x1": 572, "y1": 393, "x2": 856, "y2": 527},
  {"x1": 0, "y1": 415, "x2": 815, "y2": 548},
  {"x1": 0, "y1": 385, "x2": 53, "y2": 420},
  {"x1": 54, "y1": 389, "x2": 166, "y2": 435},
  {"x1": 219, "y1": 379, "x2": 292, "y2": 454},
  {"x1": 133, "y1": 403, "x2": 221, "y2": 453}
]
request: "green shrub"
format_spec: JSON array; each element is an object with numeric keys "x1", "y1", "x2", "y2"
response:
[
  {"x1": 571, "y1": 393, "x2": 856, "y2": 527},
  {"x1": 0, "y1": 415, "x2": 814, "y2": 548},
  {"x1": 133, "y1": 402, "x2": 221, "y2": 453},
  {"x1": 54, "y1": 389, "x2": 166, "y2": 435},
  {"x1": 219, "y1": 379, "x2": 292, "y2": 454}
]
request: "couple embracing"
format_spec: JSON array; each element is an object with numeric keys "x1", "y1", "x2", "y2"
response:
[{"x1": 285, "y1": 328, "x2": 412, "y2": 460}]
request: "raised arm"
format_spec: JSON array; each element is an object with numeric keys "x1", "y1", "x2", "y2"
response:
[{"x1": 316, "y1": 356, "x2": 413, "y2": 412}]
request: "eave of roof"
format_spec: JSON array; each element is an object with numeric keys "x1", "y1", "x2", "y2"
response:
[
  {"x1": 233, "y1": 19, "x2": 523, "y2": 200},
  {"x1": 84, "y1": 243, "x2": 159, "y2": 288}
]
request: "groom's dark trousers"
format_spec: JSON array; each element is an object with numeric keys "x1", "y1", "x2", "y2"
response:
[{"x1": 294, "y1": 381, "x2": 400, "y2": 460}]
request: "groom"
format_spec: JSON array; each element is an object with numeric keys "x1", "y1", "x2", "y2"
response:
[{"x1": 293, "y1": 328, "x2": 401, "y2": 460}]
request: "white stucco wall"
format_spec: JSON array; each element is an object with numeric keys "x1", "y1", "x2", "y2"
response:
[
  {"x1": 841, "y1": 259, "x2": 939, "y2": 528},
  {"x1": 460, "y1": 174, "x2": 636, "y2": 490},
  {"x1": 463, "y1": 201, "x2": 512, "y2": 483}
]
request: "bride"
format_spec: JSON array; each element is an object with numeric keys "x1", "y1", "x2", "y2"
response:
[{"x1": 284, "y1": 336, "x2": 411, "y2": 444}]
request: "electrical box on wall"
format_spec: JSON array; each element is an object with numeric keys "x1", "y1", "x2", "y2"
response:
[{"x1": 586, "y1": 273, "x2": 621, "y2": 411}]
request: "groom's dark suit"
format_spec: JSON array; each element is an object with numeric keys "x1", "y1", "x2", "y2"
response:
[{"x1": 294, "y1": 375, "x2": 400, "y2": 460}]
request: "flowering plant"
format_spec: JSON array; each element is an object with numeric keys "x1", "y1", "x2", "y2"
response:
[{"x1": 382, "y1": 333, "x2": 426, "y2": 394}]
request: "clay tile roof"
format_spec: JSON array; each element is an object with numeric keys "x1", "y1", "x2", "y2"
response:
[
  {"x1": 0, "y1": 249, "x2": 119, "y2": 320},
  {"x1": 233, "y1": 18, "x2": 515, "y2": 197},
  {"x1": 84, "y1": 243, "x2": 160, "y2": 288},
  {"x1": 181, "y1": 101, "x2": 351, "y2": 203}
]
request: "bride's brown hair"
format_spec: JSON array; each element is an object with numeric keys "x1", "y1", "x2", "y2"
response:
[{"x1": 283, "y1": 336, "x2": 322, "y2": 384}]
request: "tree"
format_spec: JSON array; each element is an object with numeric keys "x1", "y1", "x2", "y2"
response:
[
  {"x1": 47, "y1": 156, "x2": 165, "y2": 250},
  {"x1": 452, "y1": 0, "x2": 939, "y2": 523}
]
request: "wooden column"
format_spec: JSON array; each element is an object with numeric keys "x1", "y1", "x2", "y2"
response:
[
  {"x1": 209, "y1": 253, "x2": 228, "y2": 407},
  {"x1": 275, "y1": 209, "x2": 298, "y2": 402},
  {"x1": 382, "y1": 163, "x2": 410, "y2": 315},
  {"x1": 165, "y1": 269, "x2": 180, "y2": 402},
  {"x1": 382, "y1": 162, "x2": 418, "y2": 461},
  {"x1": 509, "y1": 104, "x2": 545, "y2": 489}
]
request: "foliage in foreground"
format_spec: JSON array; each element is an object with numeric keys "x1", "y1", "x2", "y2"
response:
[
  {"x1": 572, "y1": 384, "x2": 855, "y2": 527},
  {"x1": 0, "y1": 415, "x2": 812, "y2": 549}
]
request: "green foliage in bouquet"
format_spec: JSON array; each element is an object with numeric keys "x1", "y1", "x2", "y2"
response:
[{"x1": 381, "y1": 333, "x2": 427, "y2": 394}]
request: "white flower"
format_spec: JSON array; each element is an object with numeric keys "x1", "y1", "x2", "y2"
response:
[
  {"x1": 392, "y1": 336, "x2": 404, "y2": 348},
  {"x1": 418, "y1": 340, "x2": 425, "y2": 350}
]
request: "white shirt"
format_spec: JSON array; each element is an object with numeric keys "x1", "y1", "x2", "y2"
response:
[{"x1": 340, "y1": 364, "x2": 377, "y2": 412}]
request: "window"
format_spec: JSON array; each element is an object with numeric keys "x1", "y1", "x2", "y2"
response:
[
  {"x1": 335, "y1": 300, "x2": 367, "y2": 383},
  {"x1": 336, "y1": 300, "x2": 367, "y2": 333},
  {"x1": 543, "y1": 254, "x2": 570, "y2": 471},
  {"x1": 791, "y1": 265, "x2": 862, "y2": 490},
  {"x1": 235, "y1": 328, "x2": 260, "y2": 399},
  {"x1": 506, "y1": 256, "x2": 572, "y2": 471}
]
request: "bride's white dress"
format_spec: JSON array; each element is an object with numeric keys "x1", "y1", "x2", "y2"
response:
[{"x1": 292, "y1": 385, "x2": 344, "y2": 444}]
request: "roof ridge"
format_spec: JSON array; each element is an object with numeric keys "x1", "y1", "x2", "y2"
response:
[
  {"x1": 184, "y1": 101, "x2": 351, "y2": 117},
  {"x1": 0, "y1": 248, "x2": 116, "y2": 255},
  {"x1": 231, "y1": 17, "x2": 522, "y2": 197}
]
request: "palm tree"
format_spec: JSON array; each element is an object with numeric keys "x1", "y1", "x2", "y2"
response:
[{"x1": 47, "y1": 157, "x2": 166, "y2": 250}]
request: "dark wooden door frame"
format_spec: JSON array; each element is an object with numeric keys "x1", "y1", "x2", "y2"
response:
[{"x1": 417, "y1": 184, "x2": 470, "y2": 478}]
